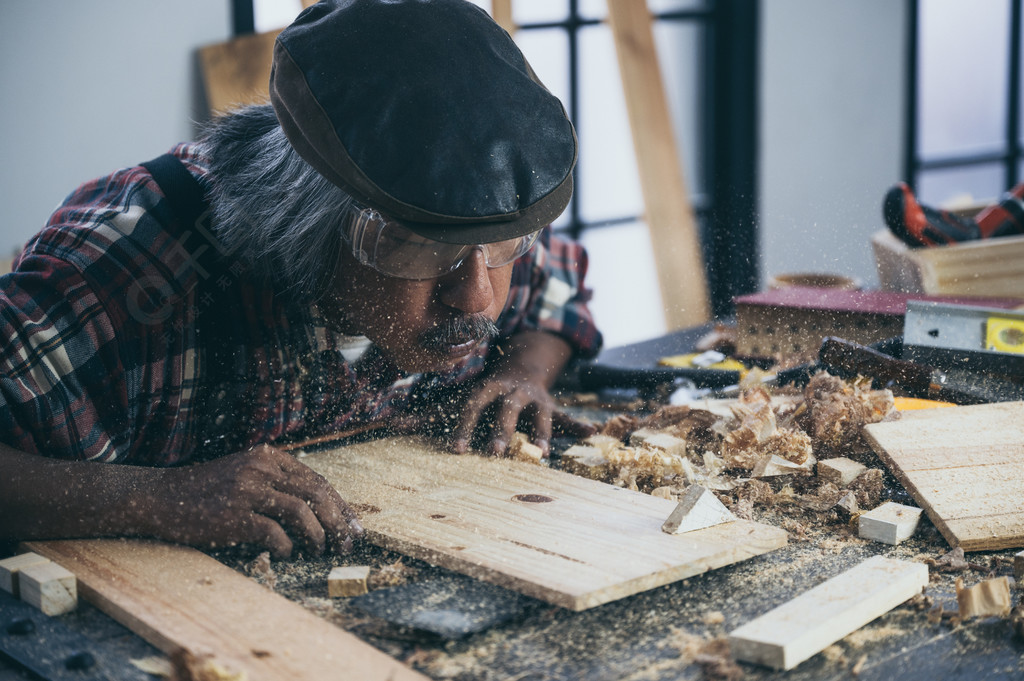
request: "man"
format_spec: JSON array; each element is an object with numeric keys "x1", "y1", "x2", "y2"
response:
[{"x1": 0, "y1": 0, "x2": 601, "y2": 559}]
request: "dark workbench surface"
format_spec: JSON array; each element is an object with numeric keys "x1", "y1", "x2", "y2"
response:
[{"x1": 3, "y1": 326, "x2": 1023, "y2": 680}]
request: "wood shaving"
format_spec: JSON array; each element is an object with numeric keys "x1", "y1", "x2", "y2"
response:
[
  {"x1": 245, "y1": 551, "x2": 276, "y2": 590},
  {"x1": 368, "y1": 558, "x2": 416, "y2": 589},
  {"x1": 927, "y1": 547, "x2": 970, "y2": 573}
]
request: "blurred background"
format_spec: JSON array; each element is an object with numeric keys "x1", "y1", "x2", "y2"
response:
[{"x1": 0, "y1": 0, "x2": 1019, "y2": 348}]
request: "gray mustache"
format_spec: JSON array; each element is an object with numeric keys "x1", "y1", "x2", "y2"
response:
[{"x1": 418, "y1": 315, "x2": 499, "y2": 352}]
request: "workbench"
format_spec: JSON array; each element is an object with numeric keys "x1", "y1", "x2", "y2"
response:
[{"x1": 2, "y1": 326, "x2": 1023, "y2": 680}]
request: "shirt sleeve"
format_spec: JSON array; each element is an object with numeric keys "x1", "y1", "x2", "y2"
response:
[
  {"x1": 498, "y1": 227, "x2": 603, "y2": 359},
  {"x1": 0, "y1": 170, "x2": 198, "y2": 464},
  {"x1": 0, "y1": 252, "x2": 134, "y2": 461}
]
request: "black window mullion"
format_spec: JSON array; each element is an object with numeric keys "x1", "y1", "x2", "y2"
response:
[{"x1": 1006, "y1": 0, "x2": 1021, "y2": 188}]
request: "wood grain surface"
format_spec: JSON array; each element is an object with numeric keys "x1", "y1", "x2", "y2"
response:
[
  {"x1": 863, "y1": 401, "x2": 1024, "y2": 551},
  {"x1": 300, "y1": 436, "x2": 788, "y2": 610},
  {"x1": 729, "y1": 555, "x2": 928, "y2": 670},
  {"x1": 23, "y1": 539, "x2": 428, "y2": 681}
]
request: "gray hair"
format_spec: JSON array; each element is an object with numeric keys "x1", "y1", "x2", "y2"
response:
[{"x1": 198, "y1": 104, "x2": 353, "y2": 302}]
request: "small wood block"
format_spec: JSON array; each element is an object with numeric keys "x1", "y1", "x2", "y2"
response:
[
  {"x1": 728, "y1": 555, "x2": 928, "y2": 670},
  {"x1": 752, "y1": 454, "x2": 814, "y2": 478},
  {"x1": 18, "y1": 561, "x2": 77, "y2": 615},
  {"x1": 328, "y1": 566, "x2": 370, "y2": 598},
  {"x1": 817, "y1": 457, "x2": 867, "y2": 487},
  {"x1": 956, "y1": 576, "x2": 1012, "y2": 618},
  {"x1": 858, "y1": 502, "x2": 923, "y2": 545},
  {"x1": 0, "y1": 552, "x2": 51, "y2": 598},
  {"x1": 508, "y1": 432, "x2": 544, "y2": 464},
  {"x1": 661, "y1": 485, "x2": 735, "y2": 534},
  {"x1": 1014, "y1": 550, "x2": 1024, "y2": 583}
]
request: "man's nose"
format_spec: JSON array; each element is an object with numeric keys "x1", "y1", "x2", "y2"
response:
[{"x1": 438, "y1": 247, "x2": 494, "y2": 313}]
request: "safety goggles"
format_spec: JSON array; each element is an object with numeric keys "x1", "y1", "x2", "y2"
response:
[{"x1": 343, "y1": 202, "x2": 541, "y2": 280}]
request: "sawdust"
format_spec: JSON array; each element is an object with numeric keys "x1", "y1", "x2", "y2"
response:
[{"x1": 842, "y1": 624, "x2": 910, "y2": 647}]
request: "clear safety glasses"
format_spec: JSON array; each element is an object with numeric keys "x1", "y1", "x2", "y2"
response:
[{"x1": 343, "y1": 202, "x2": 541, "y2": 280}]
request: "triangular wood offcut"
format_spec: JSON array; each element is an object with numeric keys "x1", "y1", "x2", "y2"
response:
[{"x1": 662, "y1": 485, "x2": 736, "y2": 534}]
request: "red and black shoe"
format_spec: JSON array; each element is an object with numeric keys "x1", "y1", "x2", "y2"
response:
[{"x1": 883, "y1": 182, "x2": 980, "y2": 247}]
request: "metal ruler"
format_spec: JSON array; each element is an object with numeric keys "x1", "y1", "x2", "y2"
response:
[{"x1": 903, "y1": 300, "x2": 1024, "y2": 377}]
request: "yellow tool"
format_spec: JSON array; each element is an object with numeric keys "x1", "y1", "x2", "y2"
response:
[{"x1": 986, "y1": 316, "x2": 1024, "y2": 354}]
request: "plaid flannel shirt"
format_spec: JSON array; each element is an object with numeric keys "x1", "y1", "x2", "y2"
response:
[{"x1": 0, "y1": 144, "x2": 602, "y2": 465}]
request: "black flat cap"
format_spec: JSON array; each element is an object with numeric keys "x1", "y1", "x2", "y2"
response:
[{"x1": 270, "y1": 0, "x2": 577, "y2": 244}]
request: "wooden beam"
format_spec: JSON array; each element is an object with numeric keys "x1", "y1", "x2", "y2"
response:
[
  {"x1": 728, "y1": 556, "x2": 928, "y2": 670},
  {"x1": 491, "y1": 0, "x2": 516, "y2": 35},
  {"x1": 606, "y1": 0, "x2": 711, "y2": 329},
  {"x1": 24, "y1": 540, "x2": 428, "y2": 681}
]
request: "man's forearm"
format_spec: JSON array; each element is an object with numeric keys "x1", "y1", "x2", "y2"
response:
[{"x1": 0, "y1": 443, "x2": 164, "y2": 541}]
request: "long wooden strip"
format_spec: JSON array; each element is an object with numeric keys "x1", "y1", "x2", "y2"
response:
[
  {"x1": 23, "y1": 539, "x2": 428, "y2": 681},
  {"x1": 728, "y1": 556, "x2": 928, "y2": 670},
  {"x1": 301, "y1": 436, "x2": 787, "y2": 610},
  {"x1": 863, "y1": 402, "x2": 1024, "y2": 551},
  {"x1": 606, "y1": 0, "x2": 710, "y2": 329}
]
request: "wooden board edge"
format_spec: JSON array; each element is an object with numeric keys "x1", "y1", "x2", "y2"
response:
[
  {"x1": 368, "y1": 518, "x2": 787, "y2": 611},
  {"x1": 24, "y1": 539, "x2": 430, "y2": 681},
  {"x1": 861, "y1": 426, "x2": 964, "y2": 550}
]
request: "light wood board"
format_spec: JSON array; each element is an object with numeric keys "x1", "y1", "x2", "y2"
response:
[
  {"x1": 198, "y1": 30, "x2": 279, "y2": 114},
  {"x1": 23, "y1": 539, "x2": 427, "y2": 681},
  {"x1": 862, "y1": 401, "x2": 1024, "y2": 551},
  {"x1": 606, "y1": 0, "x2": 710, "y2": 329},
  {"x1": 729, "y1": 555, "x2": 928, "y2": 670},
  {"x1": 300, "y1": 436, "x2": 787, "y2": 610}
]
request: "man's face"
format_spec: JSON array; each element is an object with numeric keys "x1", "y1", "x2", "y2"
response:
[{"x1": 320, "y1": 246, "x2": 513, "y2": 373}]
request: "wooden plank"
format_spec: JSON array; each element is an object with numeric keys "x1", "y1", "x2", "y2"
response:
[
  {"x1": 300, "y1": 436, "x2": 787, "y2": 610},
  {"x1": 728, "y1": 556, "x2": 928, "y2": 670},
  {"x1": 606, "y1": 0, "x2": 710, "y2": 329},
  {"x1": 490, "y1": 0, "x2": 516, "y2": 35},
  {"x1": 198, "y1": 30, "x2": 280, "y2": 114},
  {"x1": 23, "y1": 539, "x2": 428, "y2": 681},
  {"x1": 863, "y1": 401, "x2": 1024, "y2": 551}
]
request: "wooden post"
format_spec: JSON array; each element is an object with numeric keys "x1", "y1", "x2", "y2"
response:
[
  {"x1": 491, "y1": 0, "x2": 516, "y2": 36},
  {"x1": 606, "y1": 0, "x2": 711, "y2": 329}
]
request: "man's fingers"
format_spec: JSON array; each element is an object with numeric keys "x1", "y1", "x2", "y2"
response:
[
  {"x1": 452, "y1": 389, "x2": 494, "y2": 453},
  {"x1": 243, "y1": 513, "x2": 295, "y2": 561},
  {"x1": 269, "y1": 456, "x2": 364, "y2": 553},
  {"x1": 254, "y1": 490, "x2": 327, "y2": 556},
  {"x1": 553, "y1": 409, "x2": 597, "y2": 439},
  {"x1": 527, "y1": 402, "x2": 554, "y2": 455}
]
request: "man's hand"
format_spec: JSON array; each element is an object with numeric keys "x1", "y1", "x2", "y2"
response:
[
  {"x1": 156, "y1": 445, "x2": 363, "y2": 559},
  {"x1": 0, "y1": 442, "x2": 362, "y2": 560},
  {"x1": 452, "y1": 330, "x2": 594, "y2": 456}
]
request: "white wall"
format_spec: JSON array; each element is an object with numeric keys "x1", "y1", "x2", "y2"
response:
[
  {"x1": 0, "y1": 1, "x2": 231, "y2": 257},
  {"x1": 759, "y1": 0, "x2": 907, "y2": 290}
]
